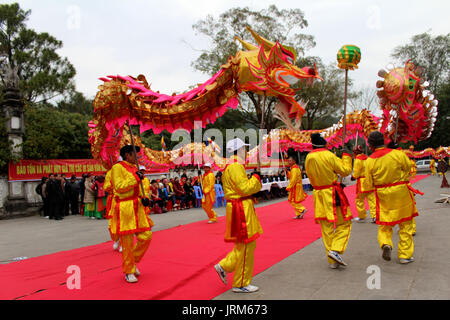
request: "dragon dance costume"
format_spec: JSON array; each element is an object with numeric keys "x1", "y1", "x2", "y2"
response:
[
  {"x1": 104, "y1": 160, "x2": 154, "y2": 276},
  {"x1": 286, "y1": 164, "x2": 307, "y2": 218},
  {"x1": 201, "y1": 170, "x2": 217, "y2": 223},
  {"x1": 352, "y1": 154, "x2": 376, "y2": 220},
  {"x1": 218, "y1": 155, "x2": 262, "y2": 289},
  {"x1": 363, "y1": 147, "x2": 419, "y2": 260},
  {"x1": 305, "y1": 147, "x2": 353, "y2": 265}
]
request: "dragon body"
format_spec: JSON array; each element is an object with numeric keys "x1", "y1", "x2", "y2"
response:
[{"x1": 89, "y1": 28, "x2": 441, "y2": 171}]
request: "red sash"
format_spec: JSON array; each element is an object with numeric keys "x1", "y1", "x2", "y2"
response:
[
  {"x1": 229, "y1": 196, "x2": 253, "y2": 243},
  {"x1": 313, "y1": 181, "x2": 350, "y2": 214},
  {"x1": 375, "y1": 181, "x2": 424, "y2": 195}
]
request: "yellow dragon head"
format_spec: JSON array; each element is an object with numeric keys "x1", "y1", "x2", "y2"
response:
[{"x1": 231, "y1": 26, "x2": 322, "y2": 119}]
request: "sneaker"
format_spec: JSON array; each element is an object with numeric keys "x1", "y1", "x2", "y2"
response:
[
  {"x1": 353, "y1": 217, "x2": 365, "y2": 223},
  {"x1": 44, "y1": 216, "x2": 49, "y2": 219},
  {"x1": 208, "y1": 220, "x2": 217, "y2": 224},
  {"x1": 327, "y1": 250, "x2": 347, "y2": 266},
  {"x1": 125, "y1": 273, "x2": 138, "y2": 283},
  {"x1": 371, "y1": 218, "x2": 376, "y2": 224},
  {"x1": 232, "y1": 285, "x2": 259, "y2": 293},
  {"x1": 329, "y1": 262, "x2": 339, "y2": 269},
  {"x1": 382, "y1": 245, "x2": 392, "y2": 261},
  {"x1": 119, "y1": 246, "x2": 123, "y2": 253},
  {"x1": 113, "y1": 241, "x2": 119, "y2": 251},
  {"x1": 399, "y1": 257, "x2": 415, "y2": 264},
  {"x1": 214, "y1": 264, "x2": 227, "y2": 285},
  {"x1": 135, "y1": 266, "x2": 141, "y2": 277}
]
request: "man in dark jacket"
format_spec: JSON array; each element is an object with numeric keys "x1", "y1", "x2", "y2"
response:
[
  {"x1": 66, "y1": 175, "x2": 80, "y2": 215},
  {"x1": 46, "y1": 174, "x2": 65, "y2": 220}
]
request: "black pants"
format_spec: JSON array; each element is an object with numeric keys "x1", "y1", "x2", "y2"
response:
[
  {"x1": 49, "y1": 200, "x2": 64, "y2": 219},
  {"x1": 69, "y1": 197, "x2": 79, "y2": 215}
]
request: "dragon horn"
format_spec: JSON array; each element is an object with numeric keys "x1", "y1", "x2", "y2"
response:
[{"x1": 234, "y1": 36, "x2": 258, "y2": 51}]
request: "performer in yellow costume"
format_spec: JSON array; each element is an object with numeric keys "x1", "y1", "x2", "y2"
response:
[
  {"x1": 430, "y1": 158, "x2": 437, "y2": 176},
  {"x1": 201, "y1": 163, "x2": 218, "y2": 224},
  {"x1": 214, "y1": 138, "x2": 262, "y2": 293},
  {"x1": 305, "y1": 134, "x2": 353, "y2": 268},
  {"x1": 352, "y1": 146, "x2": 376, "y2": 223},
  {"x1": 363, "y1": 131, "x2": 417, "y2": 264},
  {"x1": 104, "y1": 168, "x2": 122, "y2": 253},
  {"x1": 285, "y1": 150, "x2": 307, "y2": 219},
  {"x1": 107, "y1": 145, "x2": 154, "y2": 283}
]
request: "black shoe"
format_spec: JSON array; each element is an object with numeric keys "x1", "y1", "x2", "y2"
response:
[{"x1": 382, "y1": 245, "x2": 392, "y2": 261}]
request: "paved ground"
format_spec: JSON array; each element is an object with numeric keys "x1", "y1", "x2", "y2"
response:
[
  {"x1": 1, "y1": 175, "x2": 449, "y2": 299},
  {"x1": 215, "y1": 175, "x2": 450, "y2": 300}
]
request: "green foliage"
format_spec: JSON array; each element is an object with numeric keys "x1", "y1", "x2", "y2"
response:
[
  {"x1": 391, "y1": 32, "x2": 450, "y2": 92},
  {"x1": 416, "y1": 82, "x2": 450, "y2": 149},
  {"x1": 56, "y1": 91, "x2": 93, "y2": 115},
  {"x1": 22, "y1": 103, "x2": 92, "y2": 159},
  {"x1": 0, "y1": 3, "x2": 76, "y2": 102}
]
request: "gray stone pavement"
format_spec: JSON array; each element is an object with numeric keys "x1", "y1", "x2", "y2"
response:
[
  {"x1": 215, "y1": 175, "x2": 450, "y2": 300},
  {"x1": 0, "y1": 175, "x2": 449, "y2": 299}
]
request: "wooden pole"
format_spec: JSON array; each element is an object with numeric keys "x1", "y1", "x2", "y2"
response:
[
  {"x1": 258, "y1": 93, "x2": 267, "y2": 171},
  {"x1": 126, "y1": 121, "x2": 146, "y2": 197},
  {"x1": 342, "y1": 69, "x2": 349, "y2": 148}
]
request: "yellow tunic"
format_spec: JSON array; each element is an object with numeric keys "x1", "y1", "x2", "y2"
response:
[
  {"x1": 222, "y1": 155, "x2": 262, "y2": 243},
  {"x1": 352, "y1": 154, "x2": 376, "y2": 219},
  {"x1": 430, "y1": 159, "x2": 436, "y2": 175},
  {"x1": 202, "y1": 171, "x2": 217, "y2": 221},
  {"x1": 363, "y1": 148, "x2": 418, "y2": 225},
  {"x1": 202, "y1": 171, "x2": 216, "y2": 203},
  {"x1": 108, "y1": 161, "x2": 154, "y2": 235},
  {"x1": 305, "y1": 148, "x2": 353, "y2": 223},
  {"x1": 286, "y1": 165, "x2": 307, "y2": 203}
]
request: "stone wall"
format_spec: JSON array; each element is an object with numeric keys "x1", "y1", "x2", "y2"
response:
[{"x1": 0, "y1": 177, "x2": 41, "y2": 219}]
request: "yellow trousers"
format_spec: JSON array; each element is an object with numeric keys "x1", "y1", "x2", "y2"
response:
[
  {"x1": 220, "y1": 241, "x2": 256, "y2": 288},
  {"x1": 412, "y1": 218, "x2": 416, "y2": 234},
  {"x1": 378, "y1": 220, "x2": 414, "y2": 259},
  {"x1": 202, "y1": 198, "x2": 217, "y2": 222},
  {"x1": 120, "y1": 230, "x2": 152, "y2": 274},
  {"x1": 431, "y1": 168, "x2": 436, "y2": 176},
  {"x1": 319, "y1": 207, "x2": 352, "y2": 264},
  {"x1": 289, "y1": 200, "x2": 306, "y2": 217},
  {"x1": 355, "y1": 192, "x2": 376, "y2": 219}
]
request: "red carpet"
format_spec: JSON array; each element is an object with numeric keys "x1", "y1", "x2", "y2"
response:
[{"x1": 0, "y1": 175, "x2": 428, "y2": 300}]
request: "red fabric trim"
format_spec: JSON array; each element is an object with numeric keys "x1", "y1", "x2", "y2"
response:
[
  {"x1": 244, "y1": 233, "x2": 260, "y2": 244},
  {"x1": 117, "y1": 226, "x2": 152, "y2": 236},
  {"x1": 376, "y1": 213, "x2": 419, "y2": 226},
  {"x1": 309, "y1": 148, "x2": 328, "y2": 154},
  {"x1": 342, "y1": 153, "x2": 351, "y2": 158},
  {"x1": 253, "y1": 174, "x2": 262, "y2": 185},
  {"x1": 356, "y1": 154, "x2": 368, "y2": 160},
  {"x1": 313, "y1": 181, "x2": 350, "y2": 225},
  {"x1": 369, "y1": 147, "x2": 393, "y2": 159},
  {"x1": 241, "y1": 244, "x2": 247, "y2": 288}
]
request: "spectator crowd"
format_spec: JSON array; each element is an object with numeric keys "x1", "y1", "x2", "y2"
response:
[{"x1": 35, "y1": 168, "x2": 292, "y2": 219}]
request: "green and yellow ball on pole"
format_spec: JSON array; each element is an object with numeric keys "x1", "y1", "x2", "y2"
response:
[{"x1": 337, "y1": 44, "x2": 361, "y2": 146}]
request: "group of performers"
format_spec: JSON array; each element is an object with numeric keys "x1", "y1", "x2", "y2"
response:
[{"x1": 103, "y1": 131, "x2": 429, "y2": 292}]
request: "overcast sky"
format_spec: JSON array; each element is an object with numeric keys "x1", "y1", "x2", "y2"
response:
[{"x1": 6, "y1": 0, "x2": 450, "y2": 103}]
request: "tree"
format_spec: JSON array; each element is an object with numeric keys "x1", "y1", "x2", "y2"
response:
[
  {"x1": 294, "y1": 58, "x2": 357, "y2": 130},
  {"x1": 391, "y1": 32, "x2": 449, "y2": 92},
  {"x1": 0, "y1": 3, "x2": 76, "y2": 103},
  {"x1": 348, "y1": 85, "x2": 379, "y2": 114},
  {"x1": 191, "y1": 5, "x2": 315, "y2": 132},
  {"x1": 57, "y1": 91, "x2": 93, "y2": 115},
  {"x1": 22, "y1": 104, "x2": 92, "y2": 159},
  {"x1": 416, "y1": 82, "x2": 450, "y2": 150}
]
